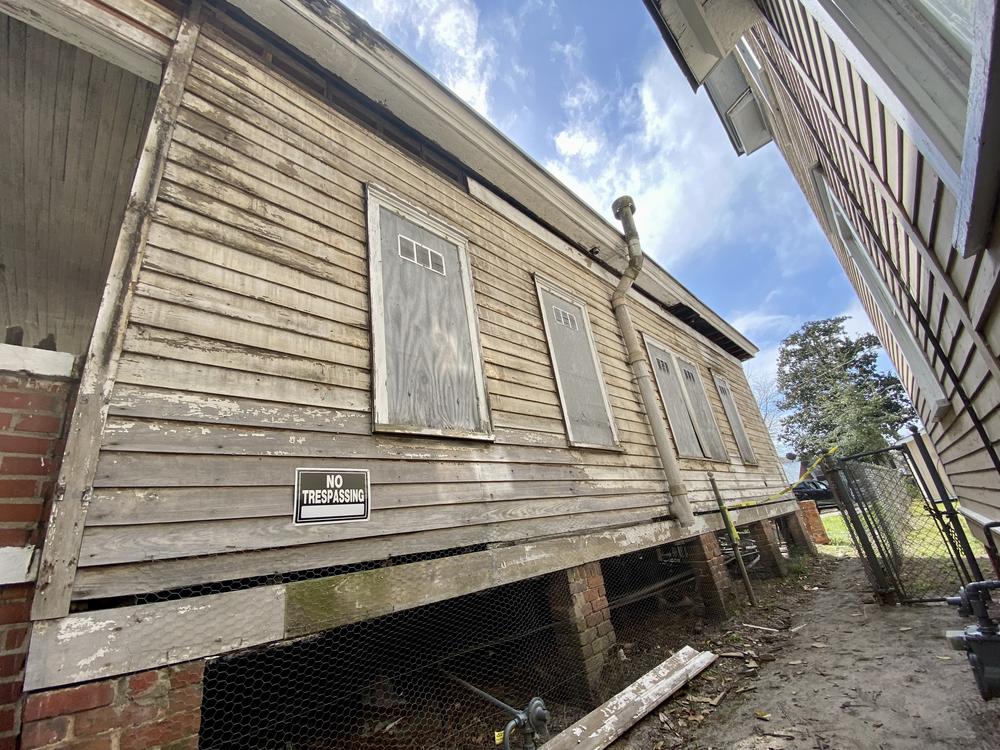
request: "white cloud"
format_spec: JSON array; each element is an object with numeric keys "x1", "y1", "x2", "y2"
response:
[
  {"x1": 543, "y1": 45, "x2": 823, "y2": 272},
  {"x1": 729, "y1": 310, "x2": 800, "y2": 340},
  {"x1": 838, "y1": 297, "x2": 876, "y2": 337},
  {"x1": 554, "y1": 127, "x2": 602, "y2": 160},
  {"x1": 347, "y1": 0, "x2": 497, "y2": 118}
]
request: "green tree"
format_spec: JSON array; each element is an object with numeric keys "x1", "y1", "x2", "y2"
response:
[{"x1": 776, "y1": 316, "x2": 916, "y2": 459}]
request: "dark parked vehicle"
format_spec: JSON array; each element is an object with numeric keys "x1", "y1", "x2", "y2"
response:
[{"x1": 793, "y1": 479, "x2": 837, "y2": 511}]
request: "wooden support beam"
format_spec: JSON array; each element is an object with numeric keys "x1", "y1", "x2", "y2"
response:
[
  {"x1": 25, "y1": 501, "x2": 797, "y2": 690},
  {"x1": 540, "y1": 646, "x2": 717, "y2": 750},
  {"x1": 30, "y1": 2, "x2": 204, "y2": 622}
]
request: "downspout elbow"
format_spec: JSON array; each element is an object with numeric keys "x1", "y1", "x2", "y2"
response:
[
  {"x1": 612, "y1": 196, "x2": 643, "y2": 307},
  {"x1": 610, "y1": 196, "x2": 694, "y2": 527}
]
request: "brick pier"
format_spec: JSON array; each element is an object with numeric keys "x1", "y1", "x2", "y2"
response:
[
  {"x1": 20, "y1": 662, "x2": 204, "y2": 750},
  {"x1": 0, "y1": 372, "x2": 74, "y2": 750},
  {"x1": 548, "y1": 561, "x2": 617, "y2": 702},
  {"x1": 748, "y1": 519, "x2": 789, "y2": 577},
  {"x1": 684, "y1": 532, "x2": 736, "y2": 619}
]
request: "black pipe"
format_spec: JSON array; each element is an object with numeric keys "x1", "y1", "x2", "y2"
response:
[{"x1": 981, "y1": 522, "x2": 1000, "y2": 578}]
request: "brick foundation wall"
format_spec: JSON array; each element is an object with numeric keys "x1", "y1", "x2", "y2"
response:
[
  {"x1": 0, "y1": 373, "x2": 75, "y2": 749},
  {"x1": 20, "y1": 661, "x2": 204, "y2": 750},
  {"x1": 0, "y1": 375, "x2": 73, "y2": 549},
  {"x1": 796, "y1": 500, "x2": 830, "y2": 545}
]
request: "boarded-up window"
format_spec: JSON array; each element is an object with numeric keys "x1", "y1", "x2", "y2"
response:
[
  {"x1": 535, "y1": 278, "x2": 619, "y2": 449},
  {"x1": 713, "y1": 374, "x2": 757, "y2": 464},
  {"x1": 644, "y1": 336, "x2": 727, "y2": 461},
  {"x1": 367, "y1": 186, "x2": 491, "y2": 438}
]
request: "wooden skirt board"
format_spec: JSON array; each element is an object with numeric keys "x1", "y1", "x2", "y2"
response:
[{"x1": 26, "y1": 502, "x2": 798, "y2": 690}]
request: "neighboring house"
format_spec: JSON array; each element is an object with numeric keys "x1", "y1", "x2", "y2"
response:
[
  {"x1": 0, "y1": 0, "x2": 812, "y2": 746},
  {"x1": 645, "y1": 0, "x2": 1000, "y2": 552}
]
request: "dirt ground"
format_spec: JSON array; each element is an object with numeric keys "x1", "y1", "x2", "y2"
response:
[{"x1": 613, "y1": 553, "x2": 1000, "y2": 750}]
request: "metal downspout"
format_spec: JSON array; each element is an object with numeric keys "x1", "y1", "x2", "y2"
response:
[{"x1": 611, "y1": 196, "x2": 695, "y2": 527}]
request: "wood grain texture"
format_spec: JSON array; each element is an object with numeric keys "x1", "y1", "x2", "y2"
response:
[
  {"x1": 1, "y1": 16, "x2": 156, "y2": 355},
  {"x1": 29, "y1": 500, "x2": 794, "y2": 690},
  {"x1": 67, "y1": 16, "x2": 793, "y2": 600},
  {"x1": 541, "y1": 647, "x2": 717, "y2": 750},
  {"x1": 31, "y1": 2, "x2": 204, "y2": 621}
]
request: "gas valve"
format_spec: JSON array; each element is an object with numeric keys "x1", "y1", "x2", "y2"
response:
[{"x1": 947, "y1": 580, "x2": 1000, "y2": 700}]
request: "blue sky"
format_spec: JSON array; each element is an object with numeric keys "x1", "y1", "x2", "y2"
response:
[{"x1": 346, "y1": 0, "x2": 878, "y2": 393}]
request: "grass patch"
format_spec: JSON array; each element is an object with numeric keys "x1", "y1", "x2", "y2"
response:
[{"x1": 818, "y1": 511, "x2": 855, "y2": 548}]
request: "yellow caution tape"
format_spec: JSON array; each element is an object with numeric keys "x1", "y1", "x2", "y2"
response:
[{"x1": 726, "y1": 445, "x2": 839, "y2": 510}]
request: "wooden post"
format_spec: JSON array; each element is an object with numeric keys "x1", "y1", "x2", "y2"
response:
[
  {"x1": 31, "y1": 1, "x2": 204, "y2": 621},
  {"x1": 709, "y1": 474, "x2": 757, "y2": 607}
]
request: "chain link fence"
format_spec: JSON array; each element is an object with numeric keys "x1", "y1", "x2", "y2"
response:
[{"x1": 836, "y1": 453, "x2": 985, "y2": 603}]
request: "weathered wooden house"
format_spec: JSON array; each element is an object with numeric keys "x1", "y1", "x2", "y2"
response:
[
  {"x1": 0, "y1": 0, "x2": 814, "y2": 746},
  {"x1": 644, "y1": 0, "x2": 1000, "y2": 560}
]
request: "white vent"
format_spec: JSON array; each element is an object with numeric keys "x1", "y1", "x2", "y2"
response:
[
  {"x1": 398, "y1": 235, "x2": 445, "y2": 276},
  {"x1": 553, "y1": 306, "x2": 578, "y2": 330}
]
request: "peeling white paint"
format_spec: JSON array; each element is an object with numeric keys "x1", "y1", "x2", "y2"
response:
[
  {"x1": 55, "y1": 616, "x2": 117, "y2": 643},
  {"x1": 78, "y1": 647, "x2": 110, "y2": 667}
]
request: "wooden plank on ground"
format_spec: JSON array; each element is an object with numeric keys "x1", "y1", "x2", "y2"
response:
[{"x1": 540, "y1": 646, "x2": 717, "y2": 750}]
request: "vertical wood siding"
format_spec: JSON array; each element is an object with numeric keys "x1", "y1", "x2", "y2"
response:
[
  {"x1": 71, "y1": 20, "x2": 786, "y2": 600},
  {"x1": 0, "y1": 13, "x2": 157, "y2": 355},
  {"x1": 753, "y1": 0, "x2": 1000, "y2": 523}
]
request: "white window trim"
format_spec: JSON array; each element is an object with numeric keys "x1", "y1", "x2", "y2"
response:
[
  {"x1": 642, "y1": 334, "x2": 729, "y2": 463},
  {"x1": 813, "y1": 169, "x2": 951, "y2": 421},
  {"x1": 534, "y1": 275, "x2": 621, "y2": 451},
  {"x1": 799, "y1": 0, "x2": 968, "y2": 193},
  {"x1": 712, "y1": 372, "x2": 758, "y2": 465},
  {"x1": 365, "y1": 183, "x2": 493, "y2": 440}
]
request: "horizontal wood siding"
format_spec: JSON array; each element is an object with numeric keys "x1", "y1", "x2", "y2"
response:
[
  {"x1": 754, "y1": 1, "x2": 1000, "y2": 523},
  {"x1": 73, "y1": 19, "x2": 786, "y2": 599}
]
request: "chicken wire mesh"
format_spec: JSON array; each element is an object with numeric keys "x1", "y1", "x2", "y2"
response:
[
  {"x1": 837, "y1": 454, "x2": 985, "y2": 602},
  {"x1": 143, "y1": 535, "x2": 752, "y2": 750}
]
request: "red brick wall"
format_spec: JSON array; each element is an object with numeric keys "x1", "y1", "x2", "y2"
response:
[
  {"x1": 0, "y1": 373, "x2": 75, "y2": 749},
  {"x1": 684, "y1": 532, "x2": 736, "y2": 618},
  {"x1": 796, "y1": 500, "x2": 830, "y2": 545},
  {"x1": 20, "y1": 662, "x2": 204, "y2": 750},
  {"x1": 0, "y1": 374, "x2": 73, "y2": 548}
]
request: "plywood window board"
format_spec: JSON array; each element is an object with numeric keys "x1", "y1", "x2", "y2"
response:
[{"x1": 366, "y1": 184, "x2": 493, "y2": 440}]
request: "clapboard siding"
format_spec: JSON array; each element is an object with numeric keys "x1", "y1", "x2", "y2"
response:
[
  {"x1": 71, "y1": 18, "x2": 787, "y2": 599},
  {"x1": 752, "y1": 1, "x2": 1000, "y2": 527}
]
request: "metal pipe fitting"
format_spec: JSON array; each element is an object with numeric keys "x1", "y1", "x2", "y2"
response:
[{"x1": 611, "y1": 196, "x2": 694, "y2": 526}]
